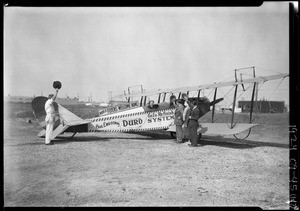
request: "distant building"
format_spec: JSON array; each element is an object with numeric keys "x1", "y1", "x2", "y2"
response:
[
  {"x1": 4, "y1": 96, "x2": 33, "y2": 103},
  {"x1": 56, "y1": 97, "x2": 86, "y2": 105},
  {"x1": 238, "y1": 100, "x2": 286, "y2": 113}
]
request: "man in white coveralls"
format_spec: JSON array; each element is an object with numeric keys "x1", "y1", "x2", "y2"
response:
[{"x1": 44, "y1": 88, "x2": 59, "y2": 145}]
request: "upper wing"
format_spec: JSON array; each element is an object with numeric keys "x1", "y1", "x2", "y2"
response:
[{"x1": 114, "y1": 73, "x2": 288, "y2": 98}]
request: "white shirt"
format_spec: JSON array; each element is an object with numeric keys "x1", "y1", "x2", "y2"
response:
[
  {"x1": 183, "y1": 101, "x2": 190, "y2": 121},
  {"x1": 45, "y1": 98, "x2": 55, "y2": 114}
]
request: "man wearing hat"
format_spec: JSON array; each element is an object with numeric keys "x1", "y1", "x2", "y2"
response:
[{"x1": 44, "y1": 88, "x2": 59, "y2": 145}]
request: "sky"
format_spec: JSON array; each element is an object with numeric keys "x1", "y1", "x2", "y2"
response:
[{"x1": 4, "y1": 3, "x2": 290, "y2": 104}]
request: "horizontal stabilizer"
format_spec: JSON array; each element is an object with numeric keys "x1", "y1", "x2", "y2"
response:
[
  {"x1": 51, "y1": 124, "x2": 70, "y2": 140},
  {"x1": 65, "y1": 119, "x2": 91, "y2": 126},
  {"x1": 38, "y1": 129, "x2": 46, "y2": 138},
  {"x1": 57, "y1": 104, "x2": 84, "y2": 122}
]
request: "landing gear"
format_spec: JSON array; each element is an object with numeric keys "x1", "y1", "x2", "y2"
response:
[
  {"x1": 197, "y1": 133, "x2": 202, "y2": 144},
  {"x1": 69, "y1": 132, "x2": 77, "y2": 139},
  {"x1": 233, "y1": 128, "x2": 252, "y2": 140},
  {"x1": 170, "y1": 132, "x2": 176, "y2": 139}
]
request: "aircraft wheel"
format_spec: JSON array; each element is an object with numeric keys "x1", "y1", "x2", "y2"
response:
[
  {"x1": 170, "y1": 132, "x2": 176, "y2": 139},
  {"x1": 198, "y1": 133, "x2": 202, "y2": 142},
  {"x1": 233, "y1": 128, "x2": 252, "y2": 140}
]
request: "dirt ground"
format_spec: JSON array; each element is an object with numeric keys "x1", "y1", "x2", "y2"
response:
[{"x1": 4, "y1": 104, "x2": 289, "y2": 208}]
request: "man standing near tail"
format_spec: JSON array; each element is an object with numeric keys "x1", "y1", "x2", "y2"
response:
[{"x1": 44, "y1": 88, "x2": 59, "y2": 145}]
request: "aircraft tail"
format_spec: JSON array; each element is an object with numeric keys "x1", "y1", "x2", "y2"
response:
[
  {"x1": 31, "y1": 96, "x2": 90, "y2": 139},
  {"x1": 31, "y1": 96, "x2": 60, "y2": 129}
]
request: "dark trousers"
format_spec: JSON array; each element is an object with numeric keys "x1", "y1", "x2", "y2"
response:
[
  {"x1": 182, "y1": 126, "x2": 189, "y2": 140},
  {"x1": 188, "y1": 124, "x2": 198, "y2": 146},
  {"x1": 175, "y1": 125, "x2": 183, "y2": 142}
]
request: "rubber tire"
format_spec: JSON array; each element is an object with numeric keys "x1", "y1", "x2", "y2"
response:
[{"x1": 170, "y1": 132, "x2": 176, "y2": 139}]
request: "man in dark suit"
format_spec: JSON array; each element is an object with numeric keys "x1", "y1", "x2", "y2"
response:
[{"x1": 187, "y1": 100, "x2": 200, "y2": 147}]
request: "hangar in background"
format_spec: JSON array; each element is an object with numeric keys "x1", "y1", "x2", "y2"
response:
[{"x1": 238, "y1": 100, "x2": 287, "y2": 113}]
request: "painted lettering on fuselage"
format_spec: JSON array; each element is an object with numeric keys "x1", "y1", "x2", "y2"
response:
[
  {"x1": 147, "y1": 115, "x2": 174, "y2": 123},
  {"x1": 147, "y1": 109, "x2": 175, "y2": 123},
  {"x1": 92, "y1": 108, "x2": 176, "y2": 131},
  {"x1": 95, "y1": 121, "x2": 120, "y2": 129},
  {"x1": 123, "y1": 118, "x2": 143, "y2": 127}
]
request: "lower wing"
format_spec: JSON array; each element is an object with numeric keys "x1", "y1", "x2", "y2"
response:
[{"x1": 167, "y1": 123, "x2": 258, "y2": 135}]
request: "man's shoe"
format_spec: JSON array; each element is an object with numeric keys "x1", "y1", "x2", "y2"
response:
[{"x1": 45, "y1": 142, "x2": 54, "y2": 145}]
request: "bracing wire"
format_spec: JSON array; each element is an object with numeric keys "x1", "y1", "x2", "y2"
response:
[
  {"x1": 255, "y1": 65, "x2": 284, "y2": 75},
  {"x1": 218, "y1": 86, "x2": 235, "y2": 104},
  {"x1": 251, "y1": 77, "x2": 286, "y2": 122},
  {"x1": 205, "y1": 69, "x2": 236, "y2": 85},
  {"x1": 206, "y1": 88, "x2": 215, "y2": 99},
  {"x1": 250, "y1": 81, "x2": 266, "y2": 122},
  {"x1": 213, "y1": 83, "x2": 253, "y2": 123},
  {"x1": 265, "y1": 77, "x2": 286, "y2": 101}
]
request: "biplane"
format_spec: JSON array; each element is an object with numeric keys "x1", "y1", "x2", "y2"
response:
[{"x1": 31, "y1": 67, "x2": 288, "y2": 141}]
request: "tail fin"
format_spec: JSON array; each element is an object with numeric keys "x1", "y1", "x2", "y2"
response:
[
  {"x1": 31, "y1": 96, "x2": 83, "y2": 129},
  {"x1": 31, "y1": 96, "x2": 59, "y2": 129},
  {"x1": 32, "y1": 96, "x2": 90, "y2": 139}
]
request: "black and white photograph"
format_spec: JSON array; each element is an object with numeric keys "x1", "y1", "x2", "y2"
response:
[{"x1": 4, "y1": 2, "x2": 295, "y2": 208}]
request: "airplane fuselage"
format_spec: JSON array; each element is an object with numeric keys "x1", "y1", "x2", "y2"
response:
[{"x1": 87, "y1": 104, "x2": 176, "y2": 132}]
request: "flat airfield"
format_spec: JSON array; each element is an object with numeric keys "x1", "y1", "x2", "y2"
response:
[{"x1": 4, "y1": 102, "x2": 289, "y2": 208}]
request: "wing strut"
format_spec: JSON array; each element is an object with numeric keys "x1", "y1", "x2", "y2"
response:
[
  {"x1": 140, "y1": 96, "x2": 143, "y2": 106},
  {"x1": 249, "y1": 82, "x2": 257, "y2": 123},
  {"x1": 211, "y1": 87, "x2": 218, "y2": 123},
  {"x1": 230, "y1": 69, "x2": 239, "y2": 129},
  {"x1": 231, "y1": 85, "x2": 238, "y2": 128},
  {"x1": 178, "y1": 92, "x2": 181, "y2": 100},
  {"x1": 70, "y1": 132, "x2": 77, "y2": 139}
]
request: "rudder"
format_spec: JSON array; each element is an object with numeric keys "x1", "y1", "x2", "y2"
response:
[{"x1": 31, "y1": 96, "x2": 60, "y2": 130}]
